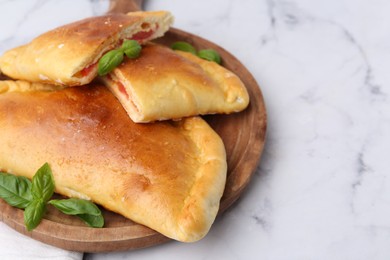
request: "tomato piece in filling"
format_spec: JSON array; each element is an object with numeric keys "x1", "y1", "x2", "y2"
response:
[
  {"x1": 130, "y1": 29, "x2": 154, "y2": 41},
  {"x1": 79, "y1": 63, "x2": 97, "y2": 77},
  {"x1": 78, "y1": 25, "x2": 158, "y2": 78},
  {"x1": 117, "y1": 81, "x2": 129, "y2": 99}
]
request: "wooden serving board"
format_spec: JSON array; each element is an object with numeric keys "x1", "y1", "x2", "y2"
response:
[{"x1": 0, "y1": 0, "x2": 267, "y2": 253}]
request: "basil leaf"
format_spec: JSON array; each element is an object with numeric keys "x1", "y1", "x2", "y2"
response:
[
  {"x1": 171, "y1": 41, "x2": 197, "y2": 54},
  {"x1": 121, "y1": 40, "x2": 142, "y2": 59},
  {"x1": 24, "y1": 199, "x2": 46, "y2": 231},
  {"x1": 49, "y1": 198, "x2": 104, "y2": 228},
  {"x1": 98, "y1": 49, "x2": 124, "y2": 76},
  {"x1": 197, "y1": 49, "x2": 222, "y2": 64},
  {"x1": 77, "y1": 213, "x2": 104, "y2": 228},
  {"x1": 0, "y1": 172, "x2": 32, "y2": 209},
  {"x1": 31, "y1": 163, "x2": 55, "y2": 202},
  {"x1": 49, "y1": 198, "x2": 101, "y2": 216}
]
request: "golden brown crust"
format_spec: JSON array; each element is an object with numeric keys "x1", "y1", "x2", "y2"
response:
[
  {"x1": 0, "y1": 81, "x2": 226, "y2": 242},
  {"x1": 102, "y1": 43, "x2": 249, "y2": 123},
  {"x1": 0, "y1": 11, "x2": 173, "y2": 86},
  {"x1": 0, "y1": 79, "x2": 64, "y2": 94}
]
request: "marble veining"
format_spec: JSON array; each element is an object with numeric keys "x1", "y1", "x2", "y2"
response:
[{"x1": 1, "y1": 0, "x2": 390, "y2": 259}]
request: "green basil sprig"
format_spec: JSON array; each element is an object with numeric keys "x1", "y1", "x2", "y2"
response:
[
  {"x1": 24, "y1": 199, "x2": 46, "y2": 231},
  {"x1": 49, "y1": 198, "x2": 104, "y2": 228},
  {"x1": 0, "y1": 163, "x2": 104, "y2": 231},
  {"x1": 98, "y1": 40, "x2": 142, "y2": 76},
  {"x1": 24, "y1": 162, "x2": 55, "y2": 230},
  {"x1": 97, "y1": 49, "x2": 124, "y2": 77},
  {"x1": 0, "y1": 173, "x2": 32, "y2": 209},
  {"x1": 197, "y1": 49, "x2": 222, "y2": 64},
  {"x1": 31, "y1": 163, "x2": 55, "y2": 202},
  {"x1": 171, "y1": 41, "x2": 222, "y2": 64},
  {"x1": 122, "y1": 40, "x2": 142, "y2": 59},
  {"x1": 171, "y1": 41, "x2": 197, "y2": 55}
]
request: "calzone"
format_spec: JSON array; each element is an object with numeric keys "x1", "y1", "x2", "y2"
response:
[
  {"x1": 0, "y1": 81, "x2": 227, "y2": 242},
  {"x1": 0, "y1": 11, "x2": 173, "y2": 86},
  {"x1": 102, "y1": 43, "x2": 250, "y2": 123}
]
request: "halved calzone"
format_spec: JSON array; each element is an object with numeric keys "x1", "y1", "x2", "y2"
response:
[
  {"x1": 0, "y1": 80, "x2": 227, "y2": 242},
  {"x1": 0, "y1": 11, "x2": 173, "y2": 86},
  {"x1": 101, "y1": 43, "x2": 249, "y2": 123}
]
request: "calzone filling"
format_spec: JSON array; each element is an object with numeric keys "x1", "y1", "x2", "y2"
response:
[
  {"x1": 105, "y1": 74, "x2": 141, "y2": 116},
  {"x1": 75, "y1": 22, "x2": 159, "y2": 80}
]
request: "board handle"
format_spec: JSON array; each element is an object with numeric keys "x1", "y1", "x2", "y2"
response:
[{"x1": 108, "y1": 0, "x2": 144, "y2": 13}]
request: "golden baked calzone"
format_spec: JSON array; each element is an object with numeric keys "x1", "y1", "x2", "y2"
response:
[
  {"x1": 0, "y1": 80, "x2": 227, "y2": 242},
  {"x1": 0, "y1": 11, "x2": 173, "y2": 86},
  {"x1": 101, "y1": 43, "x2": 250, "y2": 123}
]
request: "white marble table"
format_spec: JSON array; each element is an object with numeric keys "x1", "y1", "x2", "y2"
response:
[{"x1": 1, "y1": 0, "x2": 390, "y2": 259}]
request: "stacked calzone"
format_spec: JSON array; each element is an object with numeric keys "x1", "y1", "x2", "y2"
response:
[
  {"x1": 0, "y1": 11, "x2": 250, "y2": 243},
  {"x1": 0, "y1": 11, "x2": 174, "y2": 86}
]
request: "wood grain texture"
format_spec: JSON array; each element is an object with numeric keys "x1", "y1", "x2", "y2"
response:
[{"x1": 0, "y1": 0, "x2": 267, "y2": 252}]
